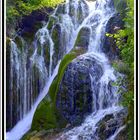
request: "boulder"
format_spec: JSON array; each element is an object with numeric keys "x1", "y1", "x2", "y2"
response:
[
  {"x1": 56, "y1": 54, "x2": 103, "y2": 125},
  {"x1": 31, "y1": 44, "x2": 87, "y2": 131},
  {"x1": 102, "y1": 13, "x2": 124, "y2": 61},
  {"x1": 115, "y1": 127, "x2": 128, "y2": 140},
  {"x1": 95, "y1": 108, "x2": 127, "y2": 140},
  {"x1": 75, "y1": 27, "x2": 91, "y2": 50}
]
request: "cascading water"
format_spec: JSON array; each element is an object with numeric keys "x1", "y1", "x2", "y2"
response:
[
  {"x1": 7, "y1": 36, "x2": 48, "y2": 129},
  {"x1": 55, "y1": 0, "x2": 125, "y2": 139},
  {"x1": 8, "y1": 39, "x2": 47, "y2": 126},
  {"x1": 7, "y1": 0, "x2": 80, "y2": 138},
  {"x1": 6, "y1": 0, "x2": 125, "y2": 139}
]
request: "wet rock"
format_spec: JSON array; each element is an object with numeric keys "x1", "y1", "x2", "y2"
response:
[
  {"x1": 47, "y1": 16, "x2": 59, "y2": 31},
  {"x1": 56, "y1": 3, "x2": 67, "y2": 15},
  {"x1": 77, "y1": 0, "x2": 89, "y2": 24},
  {"x1": 56, "y1": 54, "x2": 103, "y2": 125},
  {"x1": 102, "y1": 13, "x2": 124, "y2": 61},
  {"x1": 95, "y1": 108, "x2": 127, "y2": 140},
  {"x1": 114, "y1": 127, "x2": 128, "y2": 140},
  {"x1": 7, "y1": 7, "x2": 53, "y2": 40},
  {"x1": 6, "y1": 38, "x2": 12, "y2": 130},
  {"x1": 18, "y1": 8, "x2": 53, "y2": 36},
  {"x1": 31, "y1": 46, "x2": 86, "y2": 131},
  {"x1": 51, "y1": 24, "x2": 65, "y2": 70},
  {"x1": 75, "y1": 27, "x2": 91, "y2": 50}
]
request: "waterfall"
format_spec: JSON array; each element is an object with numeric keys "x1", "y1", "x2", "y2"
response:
[
  {"x1": 7, "y1": 38, "x2": 48, "y2": 129},
  {"x1": 6, "y1": 0, "x2": 124, "y2": 139},
  {"x1": 6, "y1": 0, "x2": 75, "y2": 131},
  {"x1": 55, "y1": 0, "x2": 124, "y2": 139},
  {"x1": 6, "y1": 62, "x2": 61, "y2": 140}
]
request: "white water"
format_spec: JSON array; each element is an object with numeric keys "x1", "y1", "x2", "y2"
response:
[
  {"x1": 6, "y1": 61, "x2": 61, "y2": 140},
  {"x1": 58, "y1": 107, "x2": 123, "y2": 140},
  {"x1": 35, "y1": 27, "x2": 54, "y2": 77},
  {"x1": 7, "y1": 0, "x2": 124, "y2": 139},
  {"x1": 7, "y1": 0, "x2": 76, "y2": 131},
  {"x1": 56, "y1": 0, "x2": 124, "y2": 139},
  {"x1": 8, "y1": 37, "x2": 48, "y2": 129},
  {"x1": 107, "y1": 125, "x2": 126, "y2": 140}
]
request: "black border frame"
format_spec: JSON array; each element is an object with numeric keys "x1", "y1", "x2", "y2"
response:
[
  {"x1": 136, "y1": 0, "x2": 138, "y2": 139},
  {"x1": 2, "y1": 0, "x2": 5, "y2": 139}
]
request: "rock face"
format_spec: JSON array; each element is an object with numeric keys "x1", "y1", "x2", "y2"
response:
[
  {"x1": 52, "y1": 24, "x2": 65, "y2": 70},
  {"x1": 19, "y1": 9, "x2": 51, "y2": 35},
  {"x1": 7, "y1": 7, "x2": 53, "y2": 38},
  {"x1": 31, "y1": 39, "x2": 90, "y2": 132},
  {"x1": 6, "y1": 38, "x2": 12, "y2": 130},
  {"x1": 102, "y1": 13, "x2": 124, "y2": 60},
  {"x1": 95, "y1": 108, "x2": 127, "y2": 140},
  {"x1": 75, "y1": 27, "x2": 91, "y2": 49},
  {"x1": 7, "y1": 0, "x2": 91, "y2": 130},
  {"x1": 115, "y1": 127, "x2": 128, "y2": 140},
  {"x1": 56, "y1": 54, "x2": 103, "y2": 125}
]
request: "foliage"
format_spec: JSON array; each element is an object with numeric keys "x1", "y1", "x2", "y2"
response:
[
  {"x1": 109, "y1": 0, "x2": 134, "y2": 139},
  {"x1": 6, "y1": 0, "x2": 64, "y2": 24}
]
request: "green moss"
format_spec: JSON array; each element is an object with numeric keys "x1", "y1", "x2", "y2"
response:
[
  {"x1": 6, "y1": 37, "x2": 11, "y2": 45},
  {"x1": 15, "y1": 36, "x2": 24, "y2": 51},
  {"x1": 52, "y1": 25, "x2": 61, "y2": 54},
  {"x1": 74, "y1": 27, "x2": 90, "y2": 48},
  {"x1": 47, "y1": 16, "x2": 58, "y2": 31},
  {"x1": 44, "y1": 45, "x2": 50, "y2": 66},
  {"x1": 50, "y1": 52, "x2": 76, "y2": 101},
  {"x1": 37, "y1": 46, "x2": 42, "y2": 55},
  {"x1": 31, "y1": 45, "x2": 86, "y2": 132},
  {"x1": 31, "y1": 53, "x2": 75, "y2": 131},
  {"x1": 28, "y1": 46, "x2": 34, "y2": 57},
  {"x1": 74, "y1": 29, "x2": 83, "y2": 47},
  {"x1": 32, "y1": 96, "x2": 57, "y2": 131},
  {"x1": 21, "y1": 130, "x2": 37, "y2": 140}
]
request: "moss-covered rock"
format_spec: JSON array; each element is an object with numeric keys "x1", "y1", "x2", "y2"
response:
[
  {"x1": 51, "y1": 23, "x2": 64, "y2": 70},
  {"x1": 55, "y1": 3, "x2": 66, "y2": 15},
  {"x1": 56, "y1": 53, "x2": 103, "y2": 125},
  {"x1": 29, "y1": 53, "x2": 77, "y2": 134},
  {"x1": 47, "y1": 16, "x2": 58, "y2": 31},
  {"x1": 74, "y1": 26, "x2": 91, "y2": 49},
  {"x1": 32, "y1": 95, "x2": 60, "y2": 131},
  {"x1": 31, "y1": 44, "x2": 86, "y2": 131}
]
